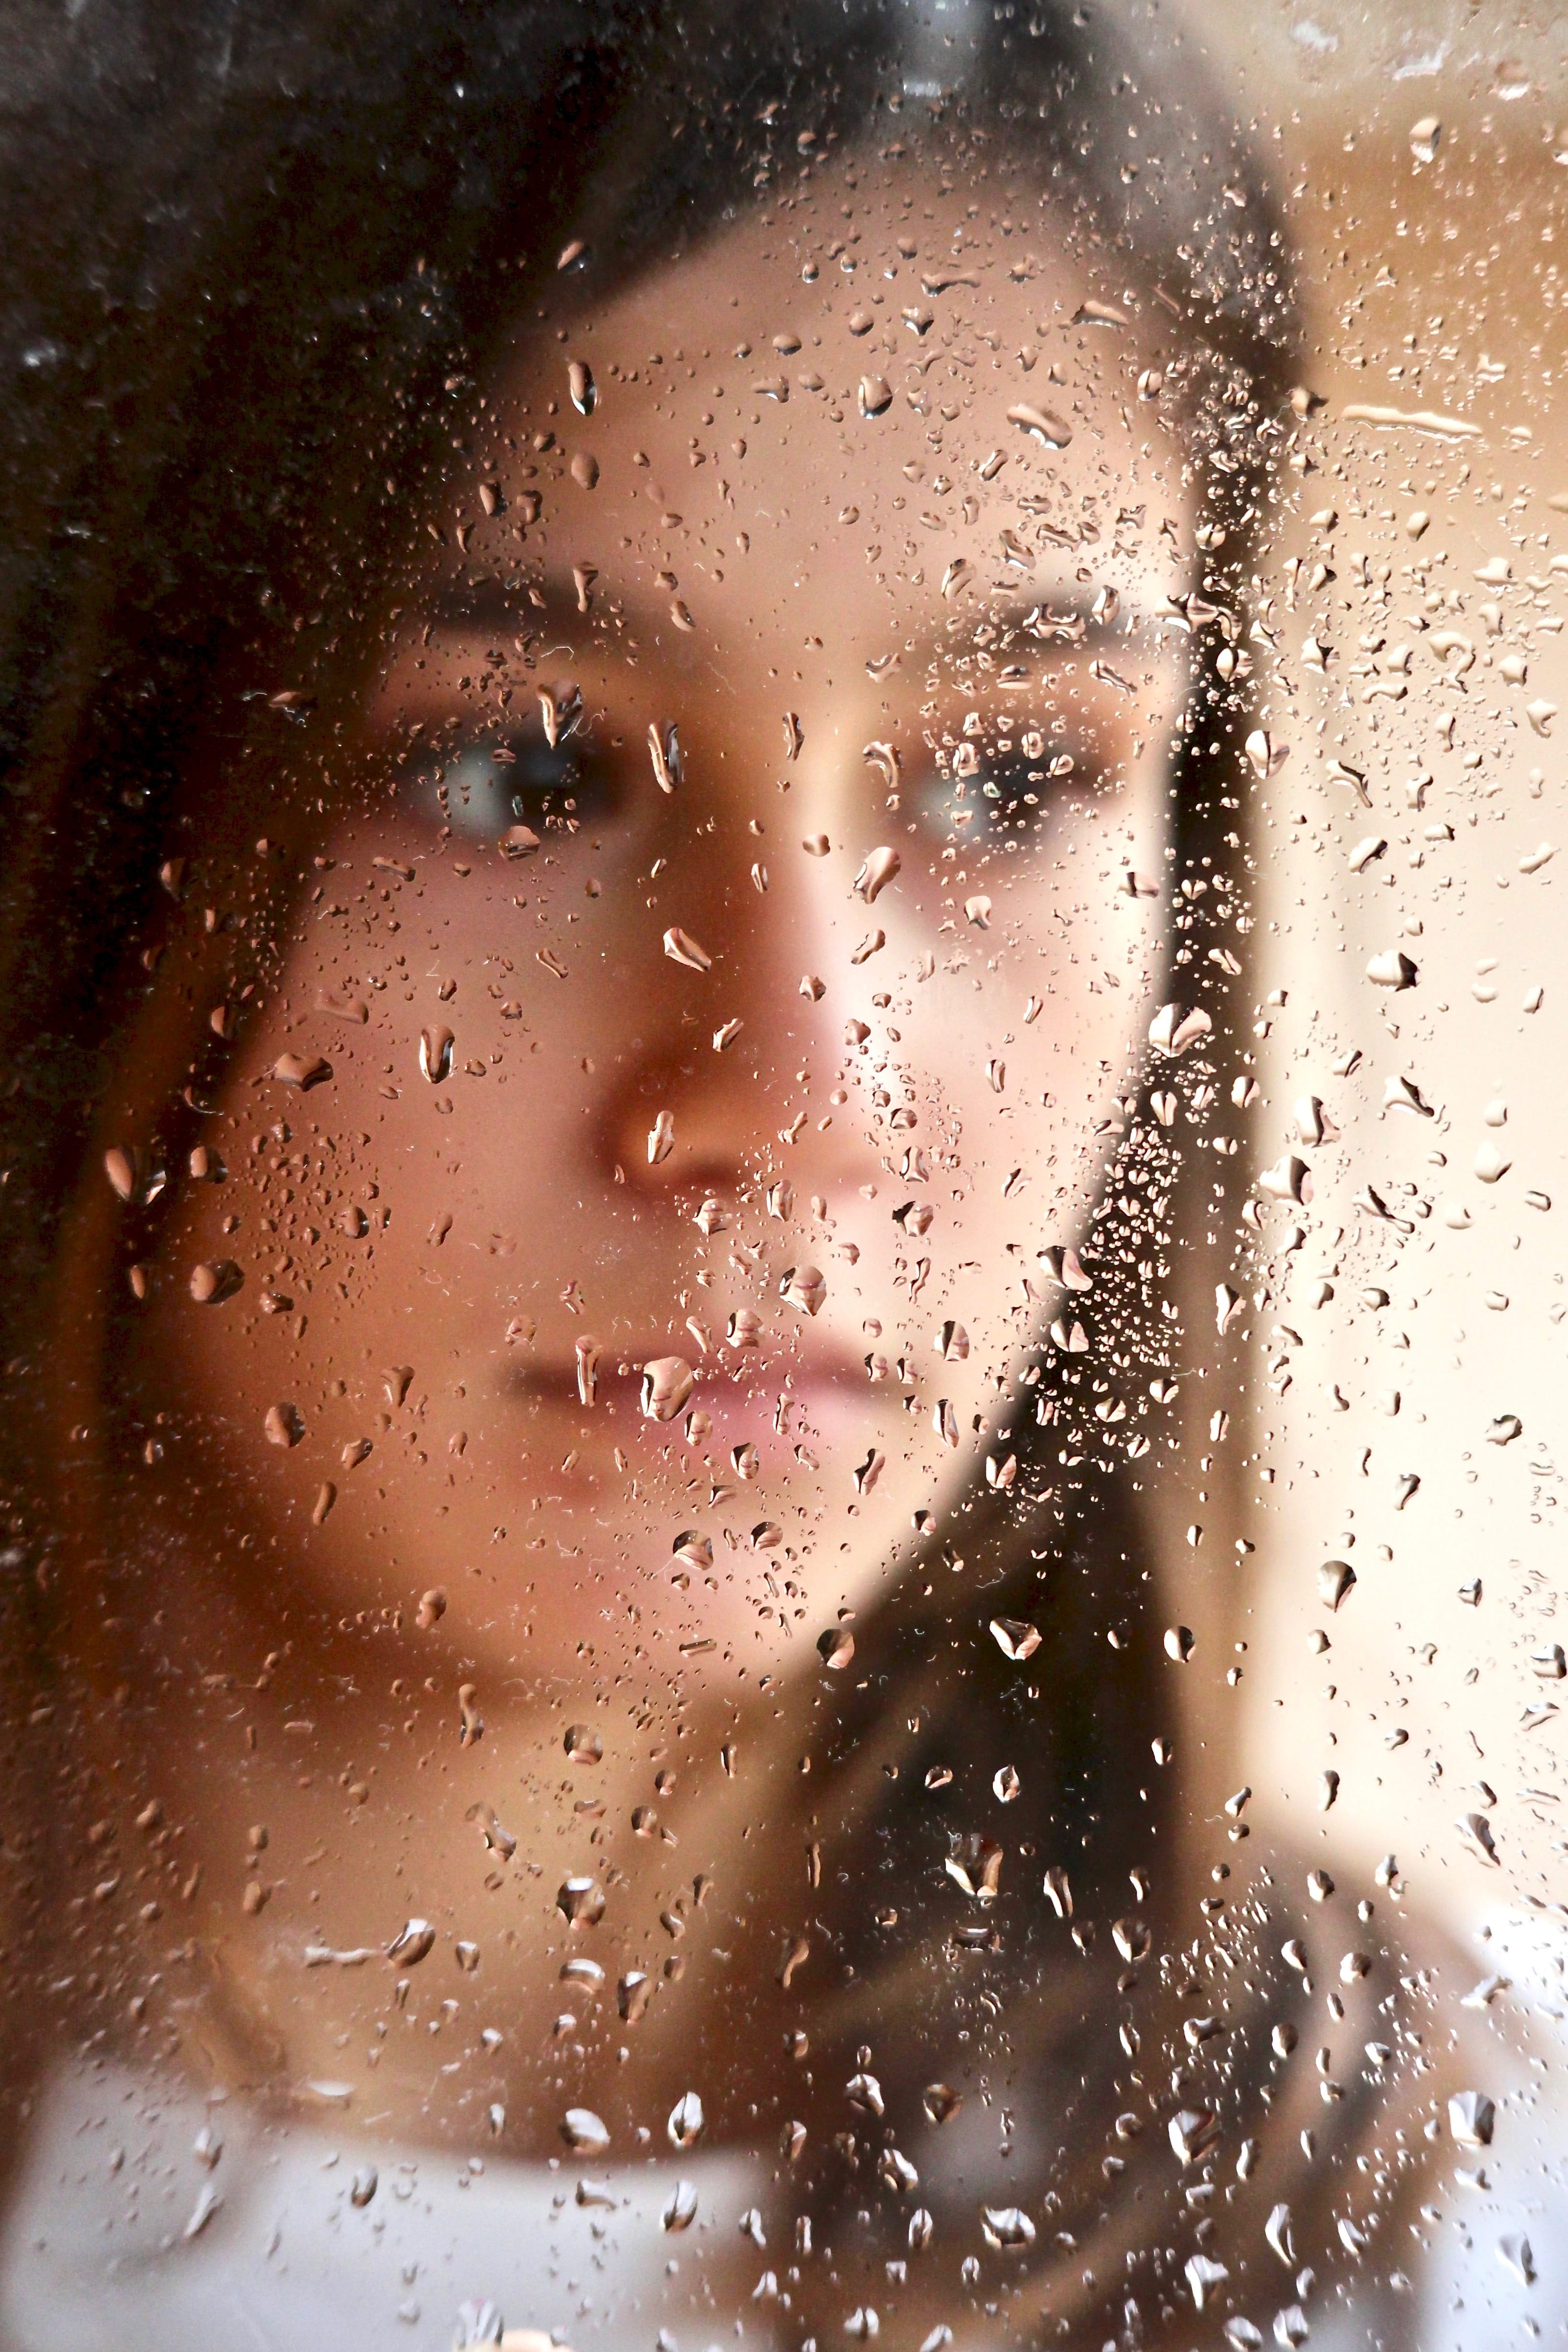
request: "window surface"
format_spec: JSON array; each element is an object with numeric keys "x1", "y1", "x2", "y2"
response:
[{"x1": 0, "y1": 5, "x2": 1562, "y2": 2348}]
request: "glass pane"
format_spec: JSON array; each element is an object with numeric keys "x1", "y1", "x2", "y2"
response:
[{"x1": 0, "y1": 5, "x2": 1561, "y2": 2348}]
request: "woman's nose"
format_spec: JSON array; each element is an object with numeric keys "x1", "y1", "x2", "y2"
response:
[{"x1": 591, "y1": 783, "x2": 846, "y2": 1198}]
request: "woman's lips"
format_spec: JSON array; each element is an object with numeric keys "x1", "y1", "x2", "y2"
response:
[{"x1": 502, "y1": 1348, "x2": 905, "y2": 1462}]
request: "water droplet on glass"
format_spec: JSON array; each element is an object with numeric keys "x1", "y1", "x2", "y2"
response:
[
  {"x1": 1148, "y1": 1004, "x2": 1213, "y2": 1056},
  {"x1": 419, "y1": 1026, "x2": 454, "y2": 1084},
  {"x1": 641, "y1": 1356, "x2": 695, "y2": 1422},
  {"x1": 182, "y1": 2182, "x2": 222, "y2": 2240},
  {"x1": 846, "y1": 2069, "x2": 884, "y2": 2116},
  {"x1": 272, "y1": 1052, "x2": 331, "y2": 1090},
  {"x1": 982, "y1": 2206, "x2": 1037, "y2": 2250},
  {"x1": 663, "y1": 926, "x2": 712, "y2": 972},
  {"x1": 1366, "y1": 947, "x2": 1418, "y2": 990},
  {"x1": 667, "y1": 2090, "x2": 705, "y2": 2148},
  {"x1": 1457, "y1": 1810, "x2": 1500, "y2": 1866},
  {"x1": 1500, "y1": 2235, "x2": 1536, "y2": 2287},
  {"x1": 539, "y1": 679, "x2": 582, "y2": 748},
  {"x1": 1169, "y1": 2106, "x2": 1220, "y2": 2165},
  {"x1": 560, "y1": 2107, "x2": 609, "y2": 2155},
  {"x1": 385, "y1": 1918, "x2": 435, "y2": 1965},
  {"x1": 263, "y1": 1402, "x2": 303, "y2": 1448},
  {"x1": 1244, "y1": 729, "x2": 1289, "y2": 779},
  {"x1": 648, "y1": 721, "x2": 681, "y2": 793},
  {"x1": 663, "y1": 2179, "x2": 699, "y2": 2231},
  {"x1": 557, "y1": 1876, "x2": 605, "y2": 1925},
  {"x1": 1006, "y1": 401, "x2": 1072, "y2": 447},
  {"x1": 1185, "y1": 2252, "x2": 1229, "y2": 2310},
  {"x1": 852, "y1": 1446, "x2": 885, "y2": 1495},
  {"x1": 779, "y1": 1264, "x2": 826, "y2": 1316},
  {"x1": 1112, "y1": 1916, "x2": 1152, "y2": 1962},
  {"x1": 1449, "y1": 2091, "x2": 1495, "y2": 2147},
  {"x1": 990, "y1": 1617, "x2": 1041, "y2": 1662},
  {"x1": 105, "y1": 1144, "x2": 165, "y2": 1205},
  {"x1": 853, "y1": 846, "x2": 901, "y2": 903},
  {"x1": 1258, "y1": 1154, "x2": 1313, "y2": 1206},
  {"x1": 189, "y1": 1260, "x2": 241, "y2": 1305}
]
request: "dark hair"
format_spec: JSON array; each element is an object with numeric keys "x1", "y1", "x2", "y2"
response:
[{"x1": 0, "y1": 6, "x2": 1389, "y2": 2338}]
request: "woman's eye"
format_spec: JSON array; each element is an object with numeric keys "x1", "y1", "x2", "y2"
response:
[
  {"x1": 916, "y1": 746, "x2": 1074, "y2": 844},
  {"x1": 402, "y1": 736, "x2": 623, "y2": 838}
]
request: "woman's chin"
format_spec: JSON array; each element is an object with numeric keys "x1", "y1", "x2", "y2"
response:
[{"x1": 339, "y1": 1437, "x2": 939, "y2": 1688}]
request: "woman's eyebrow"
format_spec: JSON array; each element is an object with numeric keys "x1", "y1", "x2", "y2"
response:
[
  {"x1": 412, "y1": 572, "x2": 1177, "y2": 678},
  {"x1": 417, "y1": 574, "x2": 674, "y2": 643}
]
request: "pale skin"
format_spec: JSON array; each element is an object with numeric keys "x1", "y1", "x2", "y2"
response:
[{"x1": 113, "y1": 173, "x2": 1194, "y2": 2142}]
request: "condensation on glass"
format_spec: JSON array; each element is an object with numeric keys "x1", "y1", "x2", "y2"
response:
[{"x1": 0, "y1": 5, "x2": 1562, "y2": 2349}]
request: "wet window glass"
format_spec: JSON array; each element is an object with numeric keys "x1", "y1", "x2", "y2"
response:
[{"x1": 0, "y1": 4, "x2": 1563, "y2": 2347}]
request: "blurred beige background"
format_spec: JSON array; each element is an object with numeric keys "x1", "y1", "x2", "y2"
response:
[{"x1": 1176, "y1": 0, "x2": 1568, "y2": 1982}]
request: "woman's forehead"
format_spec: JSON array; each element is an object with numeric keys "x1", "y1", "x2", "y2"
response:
[{"x1": 458, "y1": 187, "x2": 1192, "y2": 640}]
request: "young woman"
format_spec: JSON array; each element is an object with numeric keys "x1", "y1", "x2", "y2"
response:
[{"x1": 0, "y1": 2, "x2": 1466, "y2": 2345}]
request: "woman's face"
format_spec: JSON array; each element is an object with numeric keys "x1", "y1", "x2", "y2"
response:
[{"x1": 160, "y1": 184, "x2": 1187, "y2": 1700}]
